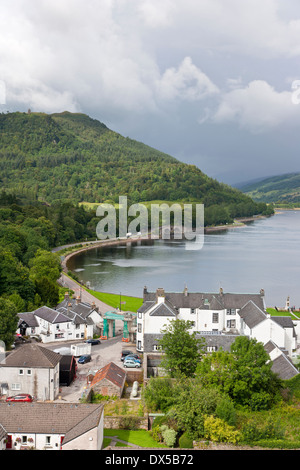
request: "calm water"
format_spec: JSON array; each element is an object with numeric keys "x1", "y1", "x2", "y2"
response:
[{"x1": 67, "y1": 210, "x2": 300, "y2": 308}]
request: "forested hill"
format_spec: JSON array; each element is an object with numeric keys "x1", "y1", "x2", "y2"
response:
[
  {"x1": 238, "y1": 172, "x2": 300, "y2": 205},
  {"x1": 0, "y1": 111, "x2": 272, "y2": 224}
]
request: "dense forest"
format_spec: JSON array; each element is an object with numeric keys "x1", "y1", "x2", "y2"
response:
[
  {"x1": 0, "y1": 111, "x2": 273, "y2": 227},
  {"x1": 238, "y1": 172, "x2": 300, "y2": 205},
  {"x1": 0, "y1": 191, "x2": 98, "y2": 326}
]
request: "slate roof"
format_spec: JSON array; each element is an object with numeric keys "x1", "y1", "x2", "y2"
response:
[
  {"x1": 141, "y1": 289, "x2": 265, "y2": 312},
  {"x1": 238, "y1": 301, "x2": 267, "y2": 329},
  {"x1": 91, "y1": 362, "x2": 126, "y2": 389},
  {"x1": 149, "y1": 300, "x2": 178, "y2": 317},
  {"x1": 17, "y1": 312, "x2": 39, "y2": 328},
  {"x1": 0, "y1": 403, "x2": 103, "y2": 444},
  {"x1": 0, "y1": 344, "x2": 61, "y2": 368},
  {"x1": 271, "y1": 354, "x2": 299, "y2": 380},
  {"x1": 34, "y1": 306, "x2": 70, "y2": 324}
]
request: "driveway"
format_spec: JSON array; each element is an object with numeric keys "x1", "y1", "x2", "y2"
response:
[{"x1": 51, "y1": 336, "x2": 129, "y2": 402}]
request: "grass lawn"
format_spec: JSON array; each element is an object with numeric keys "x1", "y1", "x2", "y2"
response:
[
  {"x1": 266, "y1": 308, "x2": 300, "y2": 319},
  {"x1": 87, "y1": 288, "x2": 143, "y2": 312},
  {"x1": 103, "y1": 429, "x2": 168, "y2": 448}
]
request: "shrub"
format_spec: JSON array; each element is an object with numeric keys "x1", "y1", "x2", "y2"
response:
[
  {"x1": 203, "y1": 415, "x2": 241, "y2": 444},
  {"x1": 178, "y1": 432, "x2": 194, "y2": 449},
  {"x1": 241, "y1": 417, "x2": 285, "y2": 443},
  {"x1": 215, "y1": 396, "x2": 237, "y2": 426},
  {"x1": 160, "y1": 425, "x2": 177, "y2": 447}
]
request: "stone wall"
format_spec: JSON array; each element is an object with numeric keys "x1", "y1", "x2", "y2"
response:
[{"x1": 104, "y1": 415, "x2": 148, "y2": 430}]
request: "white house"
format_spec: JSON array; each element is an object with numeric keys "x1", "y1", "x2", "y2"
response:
[
  {"x1": 0, "y1": 344, "x2": 61, "y2": 401},
  {"x1": 17, "y1": 305, "x2": 94, "y2": 344},
  {"x1": 137, "y1": 287, "x2": 298, "y2": 363},
  {"x1": 0, "y1": 402, "x2": 104, "y2": 450}
]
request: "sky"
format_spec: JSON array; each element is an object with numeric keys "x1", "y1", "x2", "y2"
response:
[{"x1": 1, "y1": 0, "x2": 300, "y2": 185}]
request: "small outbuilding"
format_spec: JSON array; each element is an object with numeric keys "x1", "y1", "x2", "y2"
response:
[
  {"x1": 59, "y1": 355, "x2": 77, "y2": 387},
  {"x1": 90, "y1": 362, "x2": 126, "y2": 398}
]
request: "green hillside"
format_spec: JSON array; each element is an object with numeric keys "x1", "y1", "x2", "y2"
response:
[
  {"x1": 239, "y1": 172, "x2": 300, "y2": 205},
  {"x1": 0, "y1": 111, "x2": 272, "y2": 224}
]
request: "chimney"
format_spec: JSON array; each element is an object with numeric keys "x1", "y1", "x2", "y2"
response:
[
  {"x1": 219, "y1": 287, "x2": 223, "y2": 295},
  {"x1": 64, "y1": 291, "x2": 69, "y2": 300},
  {"x1": 143, "y1": 286, "x2": 148, "y2": 300},
  {"x1": 184, "y1": 285, "x2": 188, "y2": 297},
  {"x1": 76, "y1": 295, "x2": 81, "y2": 305},
  {"x1": 260, "y1": 289, "x2": 265, "y2": 296},
  {"x1": 156, "y1": 288, "x2": 165, "y2": 303}
]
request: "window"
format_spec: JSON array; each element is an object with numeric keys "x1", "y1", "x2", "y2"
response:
[
  {"x1": 138, "y1": 312, "x2": 142, "y2": 319},
  {"x1": 138, "y1": 323, "x2": 142, "y2": 333},
  {"x1": 191, "y1": 308, "x2": 195, "y2": 314},
  {"x1": 212, "y1": 312, "x2": 219, "y2": 323},
  {"x1": 18, "y1": 369, "x2": 24, "y2": 375},
  {"x1": 227, "y1": 320, "x2": 236, "y2": 328},
  {"x1": 27, "y1": 370, "x2": 32, "y2": 375},
  {"x1": 22, "y1": 436, "x2": 27, "y2": 444},
  {"x1": 45, "y1": 436, "x2": 51, "y2": 445},
  {"x1": 11, "y1": 383, "x2": 21, "y2": 391},
  {"x1": 226, "y1": 309, "x2": 236, "y2": 315}
]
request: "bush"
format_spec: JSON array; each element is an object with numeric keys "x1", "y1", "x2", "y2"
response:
[
  {"x1": 203, "y1": 415, "x2": 241, "y2": 444},
  {"x1": 178, "y1": 432, "x2": 194, "y2": 448},
  {"x1": 247, "y1": 391, "x2": 274, "y2": 411},
  {"x1": 160, "y1": 425, "x2": 177, "y2": 447},
  {"x1": 215, "y1": 396, "x2": 237, "y2": 426},
  {"x1": 241, "y1": 417, "x2": 285, "y2": 443}
]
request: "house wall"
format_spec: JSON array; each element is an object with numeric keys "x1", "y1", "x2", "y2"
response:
[
  {"x1": 91, "y1": 377, "x2": 123, "y2": 398},
  {"x1": 27, "y1": 316, "x2": 93, "y2": 344},
  {"x1": 8, "y1": 432, "x2": 64, "y2": 450},
  {"x1": 62, "y1": 414, "x2": 104, "y2": 450},
  {"x1": 0, "y1": 364, "x2": 60, "y2": 401}
]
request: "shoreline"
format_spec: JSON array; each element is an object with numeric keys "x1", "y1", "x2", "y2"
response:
[{"x1": 58, "y1": 214, "x2": 270, "y2": 272}]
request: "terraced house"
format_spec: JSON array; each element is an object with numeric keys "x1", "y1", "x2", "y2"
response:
[{"x1": 137, "y1": 287, "x2": 299, "y2": 379}]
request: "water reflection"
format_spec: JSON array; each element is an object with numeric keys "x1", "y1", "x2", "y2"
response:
[{"x1": 67, "y1": 211, "x2": 300, "y2": 308}]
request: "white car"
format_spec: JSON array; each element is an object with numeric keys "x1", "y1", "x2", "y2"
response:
[{"x1": 123, "y1": 358, "x2": 141, "y2": 368}]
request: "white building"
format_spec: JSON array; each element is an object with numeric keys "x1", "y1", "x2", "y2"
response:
[
  {"x1": 0, "y1": 344, "x2": 61, "y2": 401},
  {"x1": 137, "y1": 287, "x2": 298, "y2": 360},
  {"x1": 0, "y1": 402, "x2": 104, "y2": 450},
  {"x1": 17, "y1": 304, "x2": 94, "y2": 344}
]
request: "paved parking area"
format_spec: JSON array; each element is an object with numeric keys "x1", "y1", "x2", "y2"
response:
[{"x1": 52, "y1": 336, "x2": 136, "y2": 402}]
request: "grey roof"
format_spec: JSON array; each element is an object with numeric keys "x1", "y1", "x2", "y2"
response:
[
  {"x1": 17, "y1": 312, "x2": 39, "y2": 328},
  {"x1": 150, "y1": 300, "x2": 178, "y2": 317},
  {"x1": 57, "y1": 306, "x2": 94, "y2": 325},
  {"x1": 0, "y1": 403, "x2": 103, "y2": 444},
  {"x1": 0, "y1": 344, "x2": 61, "y2": 368},
  {"x1": 238, "y1": 301, "x2": 267, "y2": 329},
  {"x1": 0, "y1": 423, "x2": 6, "y2": 441},
  {"x1": 34, "y1": 306, "x2": 70, "y2": 324},
  {"x1": 138, "y1": 301, "x2": 156, "y2": 313},
  {"x1": 142, "y1": 289, "x2": 265, "y2": 311},
  {"x1": 271, "y1": 354, "x2": 299, "y2": 380}
]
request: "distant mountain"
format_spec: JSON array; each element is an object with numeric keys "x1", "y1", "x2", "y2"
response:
[
  {"x1": 0, "y1": 111, "x2": 272, "y2": 224},
  {"x1": 239, "y1": 172, "x2": 300, "y2": 204}
]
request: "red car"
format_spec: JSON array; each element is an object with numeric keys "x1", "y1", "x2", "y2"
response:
[{"x1": 6, "y1": 394, "x2": 33, "y2": 403}]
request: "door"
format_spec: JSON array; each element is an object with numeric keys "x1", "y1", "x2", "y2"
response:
[{"x1": 6, "y1": 435, "x2": 12, "y2": 449}]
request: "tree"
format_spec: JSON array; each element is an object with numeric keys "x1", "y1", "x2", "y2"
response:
[
  {"x1": 196, "y1": 336, "x2": 283, "y2": 409},
  {"x1": 158, "y1": 319, "x2": 205, "y2": 377},
  {"x1": 29, "y1": 248, "x2": 62, "y2": 283},
  {"x1": 0, "y1": 298, "x2": 19, "y2": 349}
]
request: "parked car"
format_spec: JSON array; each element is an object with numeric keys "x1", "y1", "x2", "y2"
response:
[
  {"x1": 85, "y1": 339, "x2": 101, "y2": 346},
  {"x1": 121, "y1": 350, "x2": 133, "y2": 361},
  {"x1": 6, "y1": 394, "x2": 33, "y2": 402},
  {"x1": 123, "y1": 358, "x2": 141, "y2": 368},
  {"x1": 78, "y1": 354, "x2": 91, "y2": 364},
  {"x1": 126, "y1": 355, "x2": 142, "y2": 364}
]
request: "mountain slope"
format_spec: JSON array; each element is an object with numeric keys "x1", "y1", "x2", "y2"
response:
[
  {"x1": 239, "y1": 172, "x2": 300, "y2": 204},
  {"x1": 0, "y1": 111, "x2": 270, "y2": 223}
]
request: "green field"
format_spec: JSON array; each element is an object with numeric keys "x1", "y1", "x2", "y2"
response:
[{"x1": 87, "y1": 289, "x2": 143, "y2": 313}]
